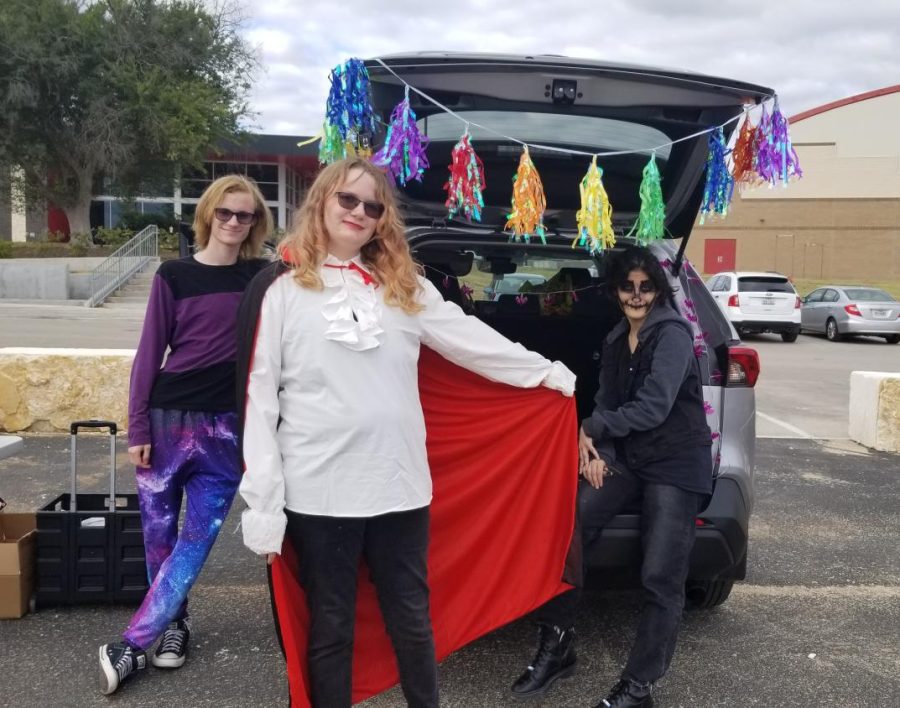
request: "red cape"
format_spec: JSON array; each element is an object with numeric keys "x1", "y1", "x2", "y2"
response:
[{"x1": 266, "y1": 347, "x2": 578, "y2": 706}]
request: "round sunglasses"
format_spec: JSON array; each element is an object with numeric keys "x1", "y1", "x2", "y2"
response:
[
  {"x1": 213, "y1": 208, "x2": 259, "y2": 225},
  {"x1": 334, "y1": 191, "x2": 385, "y2": 219}
]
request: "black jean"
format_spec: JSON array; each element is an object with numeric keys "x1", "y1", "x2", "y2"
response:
[
  {"x1": 284, "y1": 506, "x2": 438, "y2": 708},
  {"x1": 538, "y1": 467, "x2": 704, "y2": 684}
]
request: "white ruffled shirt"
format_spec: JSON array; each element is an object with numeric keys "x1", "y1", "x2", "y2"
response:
[{"x1": 239, "y1": 254, "x2": 576, "y2": 555}]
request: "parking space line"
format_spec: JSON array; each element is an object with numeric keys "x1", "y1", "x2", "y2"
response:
[{"x1": 756, "y1": 412, "x2": 815, "y2": 439}]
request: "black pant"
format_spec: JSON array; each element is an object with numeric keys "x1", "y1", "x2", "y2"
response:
[
  {"x1": 284, "y1": 507, "x2": 438, "y2": 708},
  {"x1": 538, "y1": 468, "x2": 703, "y2": 684}
]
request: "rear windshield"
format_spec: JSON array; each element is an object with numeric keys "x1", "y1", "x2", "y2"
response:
[
  {"x1": 396, "y1": 111, "x2": 671, "y2": 218},
  {"x1": 738, "y1": 277, "x2": 794, "y2": 293},
  {"x1": 844, "y1": 288, "x2": 895, "y2": 302}
]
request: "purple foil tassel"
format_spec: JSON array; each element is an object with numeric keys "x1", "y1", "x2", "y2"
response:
[
  {"x1": 371, "y1": 86, "x2": 430, "y2": 185},
  {"x1": 756, "y1": 100, "x2": 802, "y2": 187}
]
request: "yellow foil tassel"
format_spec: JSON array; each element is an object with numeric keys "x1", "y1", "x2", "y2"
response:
[
  {"x1": 574, "y1": 156, "x2": 616, "y2": 252},
  {"x1": 505, "y1": 147, "x2": 547, "y2": 243}
]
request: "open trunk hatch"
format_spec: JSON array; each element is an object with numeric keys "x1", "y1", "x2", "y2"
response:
[{"x1": 366, "y1": 53, "x2": 773, "y2": 239}]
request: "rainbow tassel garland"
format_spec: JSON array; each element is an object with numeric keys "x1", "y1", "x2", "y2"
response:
[
  {"x1": 699, "y1": 127, "x2": 735, "y2": 224},
  {"x1": 574, "y1": 156, "x2": 615, "y2": 252},
  {"x1": 444, "y1": 131, "x2": 486, "y2": 221},
  {"x1": 626, "y1": 154, "x2": 666, "y2": 244},
  {"x1": 505, "y1": 147, "x2": 547, "y2": 243},
  {"x1": 371, "y1": 86, "x2": 430, "y2": 185}
]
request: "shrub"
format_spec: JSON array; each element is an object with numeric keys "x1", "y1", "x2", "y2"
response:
[
  {"x1": 0, "y1": 241, "x2": 12, "y2": 258},
  {"x1": 93, "y1": 227, "x2": 134, "y2": 248}
]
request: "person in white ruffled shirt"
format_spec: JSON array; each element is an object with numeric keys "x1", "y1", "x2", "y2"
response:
[{"x1": 238, "y1": 157, "x2": 575, "y2": 708}]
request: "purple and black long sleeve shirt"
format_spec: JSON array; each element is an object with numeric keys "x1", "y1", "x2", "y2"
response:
[{"x1": 128, "y1": 256, "x2": 268, "y2": 447}]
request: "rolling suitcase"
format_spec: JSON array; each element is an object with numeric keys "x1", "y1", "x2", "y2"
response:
[{"x1": 35, "y1": 420, "x2": 147, "y2": 608}]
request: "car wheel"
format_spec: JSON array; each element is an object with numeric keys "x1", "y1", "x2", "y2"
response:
[
  {"x1": 780, "y1": 330, "x2": 799, "y2": 343},
  {"x1": 885, "y1": 335, "x2": 899, "y2": 344},
  {"x1": 825, "y1": 318, "x2": 843, "y2": 342},
  {"x1": 685, "y1": 579, "x2": 734, "y2": 610}
]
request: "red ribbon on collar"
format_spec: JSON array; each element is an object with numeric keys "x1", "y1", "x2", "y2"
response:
[{"x1": 323, "y1": 262, "x2": 375, "y2": 286}]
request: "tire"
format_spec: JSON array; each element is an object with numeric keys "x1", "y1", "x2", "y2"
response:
[
  {"x1": 825, "y1": 318, "x2": 843, "y2": 342},
  {"x1": 685, "y1": 579, "x2": 734, "y2": 610},
  {"x1": 885, "y1": 335, "x2": 899, "y2": 345},
  {"x1": 780, "y1": 330, "x2": 799, "y2": 343}
]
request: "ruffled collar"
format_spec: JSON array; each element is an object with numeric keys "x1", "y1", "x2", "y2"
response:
[{"x1": 319, "y1": 254, "x2": 383, "y2": 351}]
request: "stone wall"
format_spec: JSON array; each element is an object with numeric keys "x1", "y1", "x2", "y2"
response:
[
  {"x1": 849, "y1": 372, "x2": 900, "y2": 453},
  {"x1": 0, "y1": 348, "x2": 134, "y2": 433}
]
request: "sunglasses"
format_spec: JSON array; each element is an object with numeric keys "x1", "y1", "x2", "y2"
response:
[
  {"x1": 334, "y1": 191, "x2": 385, "y2": 219},
  {"x1": 214, "y1": 208, "x2": 258, "y2": 225},
  {"x1": 618, "y1": 281, "x2": 657, "y2": 296}
]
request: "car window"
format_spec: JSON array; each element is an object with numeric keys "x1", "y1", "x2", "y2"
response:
[
  {"x1": 737, "y1": 276, "x2": 794, "y2": 293},
  {"x1": 844, "y1": 288, "x2": 896, "y2": 302},
  {"x1": 708, "y1": 276, "x2": 722, "y2": 292},
  {"x1": 823, "y1": 289, "x2": 839, "y2": 303},
  {"x1": 804, "y1": 289, "x2": 824, "y2": 303},
  {"x1": 494, "y1": 274, "x2": 546, "y2": 294},
  {"x1": 721, "y1": 276, "x2": 732, "y2": 291}
]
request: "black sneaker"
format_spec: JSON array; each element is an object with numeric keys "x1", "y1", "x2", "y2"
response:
[
  {"x1": 510, "y1": 624, "x2": 577, "y2": 698},
  {"x1": 152, "y1": 617, "x2": 191, "y2": 669},
  {"x1": 593, "y1": 678, "x2": 654, "y2": 708},
  {"x1": 98, "y1": 641, "x2": 147, "y2": 695}
]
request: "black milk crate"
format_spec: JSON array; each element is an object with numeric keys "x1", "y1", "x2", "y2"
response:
[{"x1": 35, "y1": 421, "x2": 148, "y2": 608}]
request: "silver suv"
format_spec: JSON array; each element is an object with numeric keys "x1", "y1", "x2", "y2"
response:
[{"x1": 366, "y1": 52, "x2": 766, "y2": 608}]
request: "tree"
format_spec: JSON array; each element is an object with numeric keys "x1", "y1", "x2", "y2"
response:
[{"x1": 0, "y1": 0, "x2": 258, "y2": 236}]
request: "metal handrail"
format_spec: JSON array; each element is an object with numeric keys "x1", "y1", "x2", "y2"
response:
[{"x1": 85, "y1": 225, "x2": 159, "y2": 307}]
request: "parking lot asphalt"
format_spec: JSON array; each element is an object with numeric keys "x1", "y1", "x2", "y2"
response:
[{"x1": 0, "y1": 435, "x2": 897, "y2": 707}]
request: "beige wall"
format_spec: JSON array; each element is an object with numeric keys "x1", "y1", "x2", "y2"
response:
[{"x1": 686, "y1": 194, "x2": 900, "y2": 279}]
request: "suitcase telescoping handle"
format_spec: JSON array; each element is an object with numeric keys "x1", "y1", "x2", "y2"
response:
[{"x1": 69, "y1": 420, "x2": 118, "y2": 513}]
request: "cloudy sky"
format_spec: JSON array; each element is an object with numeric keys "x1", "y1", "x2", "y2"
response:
[{"x1": 237, "y1": 0, "x2": 899, "y2": 137}]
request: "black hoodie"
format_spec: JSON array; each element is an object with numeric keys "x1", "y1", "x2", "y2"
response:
[{"x1": 582, "y1": 300, "x2": 712, "y2": 492}]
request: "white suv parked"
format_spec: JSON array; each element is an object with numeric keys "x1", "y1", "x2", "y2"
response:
[{"x1": 707, "y1": 271, "x2": 801, "y2": 342}]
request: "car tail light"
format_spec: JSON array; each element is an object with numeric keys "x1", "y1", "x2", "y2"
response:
[
  {"x1": 844, "y1": 304, "x2": 862, "y2": 317},
  {"x1": 795, "y1": 297, "x2": 802, "y2": 309},
  {"x1": 727, "y1": 294, "x2": 739, "y2": 307},
  {"x1": 727, "y1": 346, "x2": 760, "y2": 387}
]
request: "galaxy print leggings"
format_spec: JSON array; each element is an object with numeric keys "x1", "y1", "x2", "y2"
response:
[{"x1": 123, "y1": 409, "x2": 241, "y2": 650}]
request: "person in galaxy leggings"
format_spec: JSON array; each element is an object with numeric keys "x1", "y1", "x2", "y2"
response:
[{"x1": 97, "y1": 174, "x2": 272, "y2": 696}]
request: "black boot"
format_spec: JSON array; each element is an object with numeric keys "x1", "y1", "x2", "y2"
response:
[
  {"x1": 593, "y1": 678, "x2": 654, "y2": 708},
  {"x1": 510, "y1": 624, "x2": 576, "y2": 698}
]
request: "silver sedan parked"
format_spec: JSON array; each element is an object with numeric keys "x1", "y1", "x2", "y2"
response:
[{"x1": 800, "y1": 286, "x2": 900, "y2": 343}]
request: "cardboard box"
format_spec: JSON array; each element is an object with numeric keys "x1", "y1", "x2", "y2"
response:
[{"x1": 0, "y1": 513, "x2": 37, "y2": 619}]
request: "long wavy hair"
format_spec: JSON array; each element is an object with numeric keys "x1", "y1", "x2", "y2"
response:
[
  {"x1": 192, "y1": 174, "x2": 271, "y2": 259},
  {"x1": 280, "y1": 158, "x2": 423, "y2": 314}
]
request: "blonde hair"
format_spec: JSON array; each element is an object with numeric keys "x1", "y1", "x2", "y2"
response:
[
  {"x1": 280, "y1": 158, "x2": 422, "y2": 314},
  {"x1": 192, "y1": 174, "x2": 273, "y2": 259}
]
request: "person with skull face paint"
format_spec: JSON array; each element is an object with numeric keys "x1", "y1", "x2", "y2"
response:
[{"x1": 511, "y1": 246, "x2": 713, "y2": 708}]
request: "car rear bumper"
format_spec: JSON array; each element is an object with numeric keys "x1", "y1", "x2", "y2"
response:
[
  {"x1": 583, "y1": 477, "x2": 749, "y2": 581},
  {"x1": 730, "y1": 318, "x2": 800, "y2": 334},
  {"x1": 841, "y1": 319, "x2": 900, "y2": 336}
]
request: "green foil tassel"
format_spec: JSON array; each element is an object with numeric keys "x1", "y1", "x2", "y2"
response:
[{"x1": 626, "y1": 154, "x2": 666, "y2": 244}]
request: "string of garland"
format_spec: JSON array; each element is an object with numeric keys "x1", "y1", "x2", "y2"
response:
[
  {"x1": 318, "y1": 58, "x2": 377, "y2": 164},
  {"x1": 371, "y1": 85, "x2": 430, "y2": 185},
  {"x1": 625, "y1": 154, "x2": 666, "y2": 244},
  {"x1": 698, "y1": 127, "x2": 735, "y2": 223},
  {"x1": 309, "y1": 57, "x2": 803, "y2": 242},
  {"x1": 574, "y1": 156, "x2": 616, "y2": 252},
  {"x1": 443, "y1": 130, "x2": 486, "y2": 222},
  {"x1": 505, "y1": 147, "x2": 547, "y2": 243}
]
